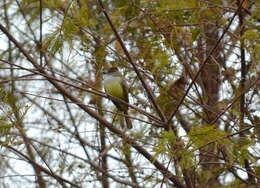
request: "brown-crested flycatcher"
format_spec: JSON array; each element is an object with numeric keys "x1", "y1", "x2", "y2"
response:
[{"x1": 103, "y1": 67, "x2": 132, "y2": 129}]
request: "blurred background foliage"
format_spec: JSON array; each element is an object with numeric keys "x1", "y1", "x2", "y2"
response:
[{"x1": 0, "y1": 0, "x2": 259, "y2": 187}]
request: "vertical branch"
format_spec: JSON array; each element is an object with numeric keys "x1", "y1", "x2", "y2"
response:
[
  {"x1": 3, "y1": 0, "x2": 14, "y2": 91},
  {"x1": 39, "y1": 0, "x2": 43, "y2": 66},
  {"x1": 195, "y1": 0, "x2": 229, "y2": 186},
  {"x1": 166, "y1": 0, "x2": 246, "y2": 126},
  {"x1": 9, "y1": 96, "x2": 47, "y2": 188},
  {"x1": 122, "y1": 141, "x2": 138, "y2": 185},
  {"x1": 238, "y1": 0, "x2": 246, "y2": 130},
  {"x1": 3, "y1": 1, "x2": 46, "y2": 187},
  {"x1": 93, "y1": 37, "x2": 109, "y2": 188},
  {"x1": 96, "y1": 0, "x2": 167, "y2": 125},
  {"x1": 236, "y1": 0, "x2": 256, "y2": 184},
  {"x1": 96, "y1": 84, "x2": 109, "y2": 188},
  {"x1": 99, "y1": 123, "x2": 109, "y2": 188},
  {"x1": 62, "y1": 95, "x2": 91, "y2": 160},
  {"x1": 198, "y1": 20, "x2": 221, "y2": 180}
]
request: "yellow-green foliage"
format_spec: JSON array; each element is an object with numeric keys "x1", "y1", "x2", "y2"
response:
[
  {"x1": 153, "y1": 131, "x2": 177, "y2": 156},
  {"x1": 0, "y1": 90, "x2": 30, "y2": 146},
  {"x1": 188, "y1": 125, "x2": 227, "y2": 148},
  {"x1": 153, "y1": 130, "x2": 195, "y2": 169}
]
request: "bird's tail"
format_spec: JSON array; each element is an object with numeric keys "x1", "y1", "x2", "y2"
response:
[{"x1": 123, "y1": 111, "x2": 132, "y2": 129}]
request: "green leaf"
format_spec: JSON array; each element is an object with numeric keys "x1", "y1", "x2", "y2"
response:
[
  {"x1": 153, "y1": 131, "x2": 177, "y2": 156},
  {"x1": 191, "y1": 28, "x2": 200, "y2": 41},
  {"x1": 43, "y1": 31, "x2": 64, "y2": 54},
  {"x1": 242, "y1": 29, "x2": 259, "y2": 41},
  {"x1": 0, "y1": 122, "x2": 12, "y2": 136},
  {"x1": 253, "y1": 43, "x2": 260, "y2": 61},
  {"x1": 188, "y1": 125, "x2": 227, "y2": 147}
]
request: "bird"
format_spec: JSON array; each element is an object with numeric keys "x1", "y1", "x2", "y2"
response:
[{"x1": 103, "y1": 67, "x2": 132, "y2": 129}]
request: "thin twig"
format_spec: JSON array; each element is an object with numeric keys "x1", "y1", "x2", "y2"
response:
[
  {"x1": 167, "y1": 0, "x2": 246, "y2": 126},
  {"x1": 0, "y1": 23, "x2": 184, "y2": 188},
  {"x1": 96, "y1": 0, "x2": 167, "y2": 125}
]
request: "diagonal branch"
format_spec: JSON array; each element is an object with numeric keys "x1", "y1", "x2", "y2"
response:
[
  {"x1": 0, "y1": 59, "x2": 161, "y2": 124},
  {"x1": 0, "y1": 23, "x2": 185, "y2": 188},
  {"x1": 166, "y1": 0, "x2": 246, "y2": 127},
  {"x1": 7, "y1": 146, "x2": 81, "y2": 188},
  {"x1": 96, "y1": 0, "x2": 167, "y2": 124}
]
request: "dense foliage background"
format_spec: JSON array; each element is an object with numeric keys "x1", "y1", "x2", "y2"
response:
[{"x1": 0, "y1": 0, "x2": 259, "y2": 187}]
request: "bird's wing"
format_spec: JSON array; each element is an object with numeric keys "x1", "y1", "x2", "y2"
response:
[{"x1": 121, "y1": 79, "x2": 129, "y2": 104}]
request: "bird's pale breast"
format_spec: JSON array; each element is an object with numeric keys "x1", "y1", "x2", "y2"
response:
[{"x1": 104, "y1": 77, "x2": 124, "y2": 100}]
